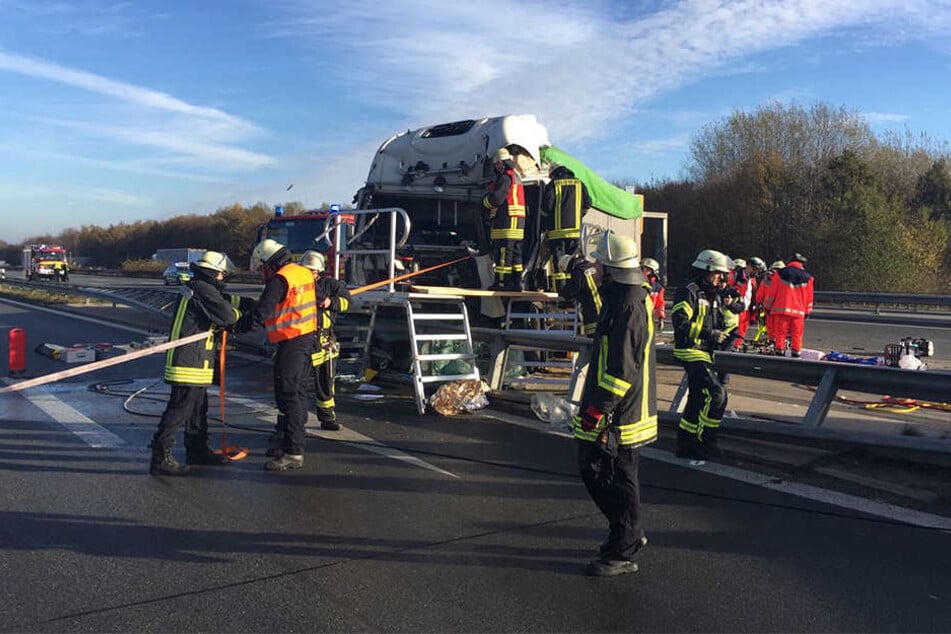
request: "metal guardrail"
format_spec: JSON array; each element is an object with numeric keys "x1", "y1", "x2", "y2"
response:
[
  {"x1": 0, "y1": 277, "x2": 180, "y2": 321},
  {"x1": 814, "y1": 291, "x2": 951, "y2": 309},
  {"x1": 471, "y1": 327, "x2": 951, "y2": 454}
]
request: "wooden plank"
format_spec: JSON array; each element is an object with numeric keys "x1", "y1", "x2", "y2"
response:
[{"x1": 411, "y1": 285, "x2": 558, "y2": 299}]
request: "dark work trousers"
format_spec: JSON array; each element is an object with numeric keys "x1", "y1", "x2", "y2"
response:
[
  {"x1": 492, "y1": 239, "x2": 524, "y2": 289},
  {"x1": 151, "y1": 384, "x2": 208, "y2": 451},
  {"x1": 313, "y1": 357, "x2": 336, "y2": 422},
  {"x1": 577, "y1": 441, "x2": 645, "y2": 561},
  {"x1": 677, "y1": 360, "x2": 727, "y2": 455},
  {"x1": 273, "y1": 335, "x2": 313, "y2": 456}
]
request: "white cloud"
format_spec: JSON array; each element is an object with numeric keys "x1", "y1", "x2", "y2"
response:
[
  {"x1": 863, "y1": 111, "x2": 911, "y2": 124},
  {"x1": 0, "y1": 49, "x2": 272, "y2": 170},
  {"x1": 273, "y1": 0, "x2": 949, "y2": 146}
]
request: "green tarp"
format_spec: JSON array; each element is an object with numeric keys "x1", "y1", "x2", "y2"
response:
[{"x1": 540, "y1": 145, "x2": 644, "y2": 220}]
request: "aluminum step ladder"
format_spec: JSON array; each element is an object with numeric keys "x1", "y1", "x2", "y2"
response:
[
  {"x1": 500, "y1": 295, "x2": 579, "y2": 390},
  {"x1": 404, "y1": 296, "x2": 480, "y2": 414}
]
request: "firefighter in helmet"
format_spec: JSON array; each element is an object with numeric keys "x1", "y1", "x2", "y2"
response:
[
  {"x1": 234, "y1": 238, "x2": 318, "y2": 471},
  {"x1": 148, "y1": 250, "x2": 254, "y2": 475},
  {"x1": 542, "y1": 163, "x2": 591, "y2": 291},
  {"x1": 483, "y1": 147, "x2": 526, "y2": 291},
  {"x1": 571, "y1": 230, "x2": 656, "y2": 576},
  {"x1": 299, "y1": 250, "x2": 350, "y2": 432},
  {"x1": 671, "y1": 249, "x2": 732, "y2": 460}
]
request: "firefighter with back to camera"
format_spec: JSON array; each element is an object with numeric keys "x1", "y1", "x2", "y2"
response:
[
  {"x1": 542, "y1": 163, "x2": 591, "y2": 292},
  {"x1": 234, "y1": 238, "x2": 318, "y2": 471},
  {"x1": 671, "y1": 249, "x2": 732, "y2": 460},
  {"x1": 571, "y1": 230, "x2": 656, "y2": 577},
  {"x1": 148, "y1": 251, "x2": 255, "y2": 476}
]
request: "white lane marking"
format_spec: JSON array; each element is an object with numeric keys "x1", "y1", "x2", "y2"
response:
[
  {"x1": 1, "y1": 378, "x2": 125, "y2": 448},
  {"x1": 223, "y1": 393, "x2": 459, "y2": 478},
  {"x1": 482, "y1": 408, "x2": 951, "y2": 531},
  {"x1": 0, "y1": 296, "x2": 152, "y2": 334}
]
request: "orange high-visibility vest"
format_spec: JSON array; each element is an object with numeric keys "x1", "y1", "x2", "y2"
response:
[{"x1": 265, "y1": 263, "x2": 318, "y2": 343}]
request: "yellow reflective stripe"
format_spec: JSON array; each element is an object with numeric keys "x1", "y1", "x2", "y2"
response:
[
  {"x1": 673, "y1": 349, "x2": 712, "y2": 363},
  {"x1": 597, "y1": 335, "x2": 631, "y2": 397},
  {"x1": 618, "y1": 417, "x2": 658, "y2": 445},
  {"x1": 265, "y1": 308, "x2": 317, "y2": 334},
  {"x1": 483, "y1": 196, "x2": 497, "y2": 211},
  {"x1": 582, "y1": 322, "x2": 597, "y2": 335},
  {"x1": 339, "y1": 297, "x2": 349, "y2": 312},
  {"x1": 547, "y1": 228, "x2": 581, "y2": 240},
  {"x1": 641, "y1": 291, "x2": 655, "y2": 423},
  {"x1": 570, "y1": 417, "x2": 600, "y2": 442},
  {"x1": 672, "y1": 300, "x2": 693, "y2": 319},
  {"x1": 165, "y1": 366, "x2": 214, "y2": 384},
  {"x1": 490, "y1": 229, "x2": 525, "y2": 239},
  {"x1": 679, "y1": 418, "x2": 699, "y2": 433},
  {"x1": 584, "y1": 269, "x2": 602, "y2": 315},
  {"x1": 317, "y1": 397, "x2": 335, "y2": 409},
  {"x1": 166, "y1": 296, "x2": 189, "y2": 367}
]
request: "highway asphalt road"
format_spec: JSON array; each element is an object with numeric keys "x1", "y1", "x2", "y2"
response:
[{"x1": 1, "y1": 295, "x2": 950, "y2": 632}]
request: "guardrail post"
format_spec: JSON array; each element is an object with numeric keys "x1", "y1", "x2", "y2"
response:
[
  {"x1": 487, "y1": 334, "x2": 508, "y2": 392},
  {"x1": 669, "y1": 371, "x2": 689, "y2": 414},
  {"x1": 802, "y1": 366, "x2": 839, "y2": 428},
  {"x1": 566, "y1": 345, "x2": 590, "y2": 406}
]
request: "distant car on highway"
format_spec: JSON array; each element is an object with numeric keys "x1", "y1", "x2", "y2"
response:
[{"x1": 162, "y1": 262, "x2": 193, "y2": 286}]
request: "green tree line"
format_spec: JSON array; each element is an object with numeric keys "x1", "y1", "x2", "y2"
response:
[
  {"x1": 639, "y1": 101, "x2": 951, "y2": 292},
  {"x1": 0, "y1": 201, "x2": 321, "y2": 271}
]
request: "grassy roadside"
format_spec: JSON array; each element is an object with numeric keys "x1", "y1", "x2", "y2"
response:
[{"x1": 0, "y1": 282, "x2": 111, "y2": 306}]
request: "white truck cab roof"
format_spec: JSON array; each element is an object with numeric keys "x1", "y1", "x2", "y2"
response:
[{"x1": 364, "y1": 114, "x2": 550, "y2": 197}]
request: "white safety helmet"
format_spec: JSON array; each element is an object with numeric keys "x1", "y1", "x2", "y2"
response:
[
  {"x1": 195, "y1": 250, "x2": 234, "y2": 274},
  {"x1": 732, "y1": 258, "x2": 747, "y2": 270},
  {"x1": 692, "y1": 249, "x2": 732, "y2": 273},
  {"x1": 641, "y1": 257, "x2": 660, "y2": 273},
  {"x1": 493, "y1": 147, "x2": 513, "y2": 163},
  {"x1": 591, "y1": 231, "x2": 641, "y2": 284},
  {"x1": 749, "y1": 257, "x2": 767, "y2": 271},
  {"x1": 770, "y1": 260, "x2": 786, "y2": 271},
  {"x1": 299, "y1": 250, "x2": 326, "y2": 273},
  {"x1": 251, "y1": 238, "x2": 285, "y2": 271}
]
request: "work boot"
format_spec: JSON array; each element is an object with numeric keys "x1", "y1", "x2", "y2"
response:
[
  {"x1": 318, "y1": 407, "x2": 341, "y2": 431},
  {"x1": 265, "y1": 453, "x2": 304, "y2": 471},
  {"x1": 587, "y1": 558, "x2": 638, "y2": 577},
  {"x1": 149, "y1": 444, "x2": 190, "y2": 476}
]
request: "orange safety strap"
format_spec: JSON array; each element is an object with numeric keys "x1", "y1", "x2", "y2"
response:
[
  {"x1": 215, "y1": 330, "x2": 249, "y2": 461},
  {"x1": 350, "y1": 256, "x2": 471, "y2": 295}
]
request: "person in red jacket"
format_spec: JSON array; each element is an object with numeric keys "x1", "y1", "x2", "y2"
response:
[
  {"x1": 754, "y1": 260, "x2": 784, "y2": 348},
  {"x1": 640, "y1": 257, "x2": 666, "y2": 328},
  {"x1": 764, "y1": 253, "x2": 814, "y2": 357},
  {"x1": 730, "y1": 258, "x2": 757, "y2": 348},
  {"x1": 483, "y1": 147, "x2": 526, "y2": 291}
]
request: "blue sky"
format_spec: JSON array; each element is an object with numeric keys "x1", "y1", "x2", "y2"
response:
[{"x1": 3, "y1": 0, "x2": 951, "y2": 244}]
